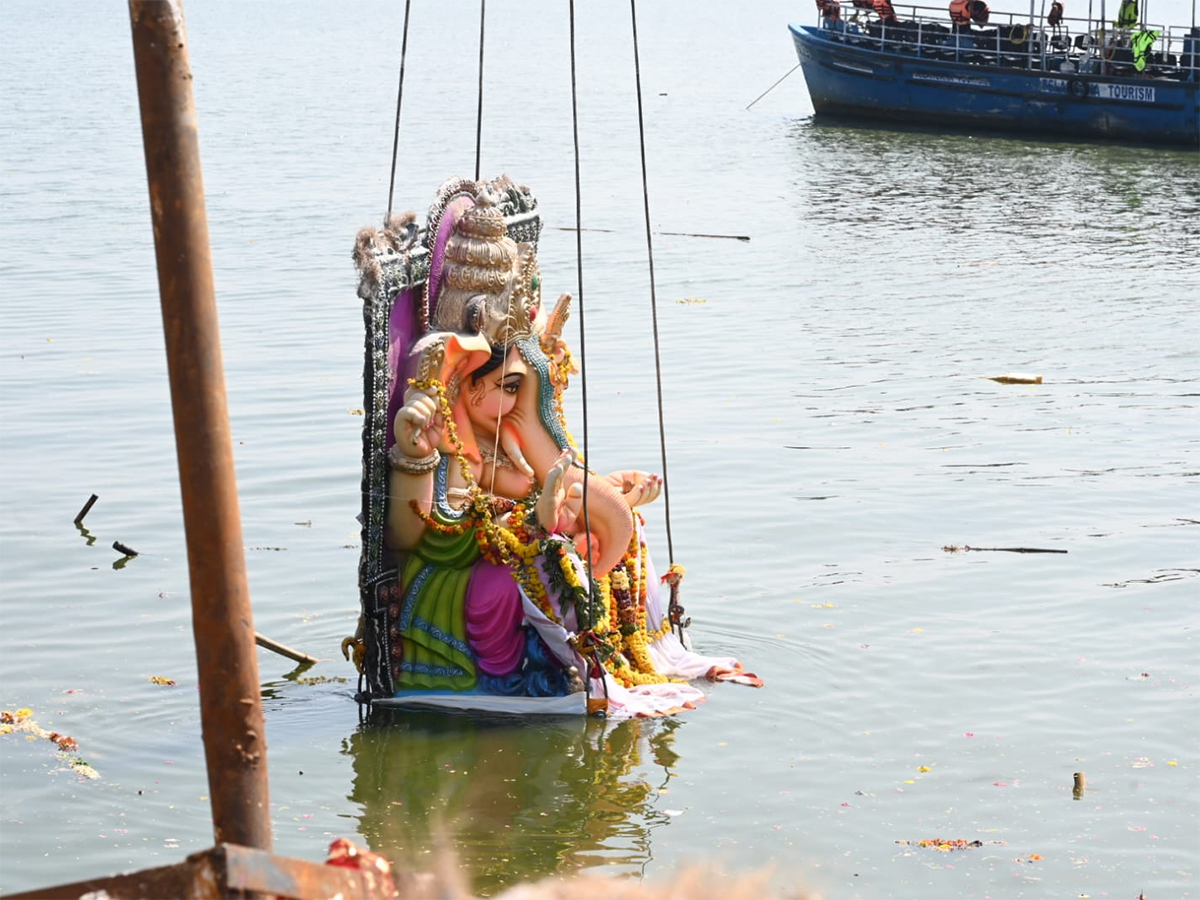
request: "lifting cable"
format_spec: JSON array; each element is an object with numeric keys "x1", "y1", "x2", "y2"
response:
[
  {"x1": 386, "y1": 0, "x2": 486, "y2": 211},
  {"x1": 628, "y1": 0, "x2": 675, "y2": 567},
  {"x1": 475, "y1": 0, "x2": 487, "y2": 181},
  {"x1": 567, "y1": 0, "x2": 599, "y2": 633},
  {"x1": 385, "y1": 0, "x2": 414, "y2": 222}
]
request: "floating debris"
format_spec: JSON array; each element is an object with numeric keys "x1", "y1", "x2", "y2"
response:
[
  {"x1": 48, "y1": 732, "x2": 78, "y2": 752},
  {"x1": 69, "y1": 758, "x2": 100, "y2": 780},
  {"x1": 1, "y1": 707, "x2": 93, "y2": 777},
  {"x1": 987, "y1": 373, "x2": 1043, "y2": 384},
  {"x1": 74, "y1": 493, "x2": 99, "y2": 525},
  {"x1": 660, "y1": 231, "x2": 750, "y2": 242},
  {"x1": 943, "y1": 544, "x2": 1068, "y2": 554},
  {"x1": 149, "y1": 676, "x2": 177, "y2": 686},
  {"x1": 896, "y1": 838, "x2": 1001, "y2": 851},
  {"x1": 291, "y1": 675, "x2": 350, "y2": 686}
]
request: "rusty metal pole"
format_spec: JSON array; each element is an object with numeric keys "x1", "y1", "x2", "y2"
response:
[{"x1": 128, "y1": 0, "x2": 273, "y2": 851}]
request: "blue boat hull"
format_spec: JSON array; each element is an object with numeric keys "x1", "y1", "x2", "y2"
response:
[{"x1": 790, "y1": 24, "x2": 1200, "y2": 146}]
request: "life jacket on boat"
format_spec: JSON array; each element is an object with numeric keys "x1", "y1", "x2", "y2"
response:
[
  {"x1": 873, "y1": 0, "x2": 899, "y2": 23},
  {"x1": 816, "y1": 0, "x2": 843, "y2": 21},
  {"x1": 968, "y1": 0, "x2": 991, "y2": 24},
  {"x1": 1115, "y1": 0, "x2": 1137, "y2": 28},
  {"x1": 1131, "y1": 27, "x2": 1159, "y2": 69},
  {"x1": 949, "y1": 0, "x2": 971, "y2": 26},
  {"x1": 1048, "y1": 0, "x2": 1064, "y2": 26}
]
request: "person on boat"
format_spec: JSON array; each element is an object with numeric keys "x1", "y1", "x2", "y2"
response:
[
  {"x1": 968, "y1": 0, "x2": 991, "y2": 24},
  {"x1": 816, "y1": 0, "x2": 843, "y2": 24},
  {"x1": 949, "y1": 0, "x2": 972, "y2": 27},
  {"x1": 1047, "y1": 0, "x2": 1065, "y2": 28},
  {"x1": 1115, "y1": 0, "x2": 1137, "y2": 29},
  {"x1": 873, "y1": 0, "x2": 899, "y2": 24}
]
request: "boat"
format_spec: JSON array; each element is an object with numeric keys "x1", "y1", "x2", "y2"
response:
[{"x1": 788, "y1": 0, "x2": 1200, "y2": 145}]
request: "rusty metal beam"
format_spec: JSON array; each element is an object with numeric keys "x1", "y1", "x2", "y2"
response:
[
  {"x1": 2, "y1": 845, "x2": 398, "y2": 900},
  {"x1": 127, "y1": 0, "x2": 272, "y2": 852}
]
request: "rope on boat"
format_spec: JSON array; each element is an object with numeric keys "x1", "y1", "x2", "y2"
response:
[
  {"x1": 385, "y1": 0, "x2": 414, "y2": 223},
  {"x1": 629, "y1": 0, "x2": 676, "y2": 568},
  {"x1": 568, "y1": 0, "x2": 599, "y2": 633},
  {"x1": 475, "y1": 0, "x2": 487, "y2": 181},
  {"x1": 745, "y1": 63, "x2": 801, "y2": 110}
]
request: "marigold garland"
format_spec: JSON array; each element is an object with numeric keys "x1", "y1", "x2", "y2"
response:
[{"x1": 399, "y1": 373, "x2": 676, "y2": 688}]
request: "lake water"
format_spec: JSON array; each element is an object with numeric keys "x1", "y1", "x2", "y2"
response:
[{"x1": 1, "y1": 1, "x2": 1198, "y2": 898}]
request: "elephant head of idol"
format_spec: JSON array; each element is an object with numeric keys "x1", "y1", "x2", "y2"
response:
[{"x1": 409, "y1": 180, "x2": 635, "y2": 576}]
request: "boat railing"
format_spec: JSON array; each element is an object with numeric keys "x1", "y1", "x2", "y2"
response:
[{"x1": 810, "y1": 2, "x2": 1200, "y2": 81}]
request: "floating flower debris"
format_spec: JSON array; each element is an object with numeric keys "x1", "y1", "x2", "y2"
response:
[
  {"x1": 896, "y1": 838, "x2": 1003, "y2": 851},
  {"x1": 149, "y1": 676, "x2": 177, "y2": 686},
  {"x1": 1, "y1": 707, "x2": 96, "y2": 778}
]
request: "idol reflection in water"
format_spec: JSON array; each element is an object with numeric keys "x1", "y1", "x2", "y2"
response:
[{"x1": 343, "y1": 711, "x2": 684, "y2": 894}]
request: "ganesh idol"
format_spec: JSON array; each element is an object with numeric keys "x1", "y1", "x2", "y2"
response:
[{"x1": 347, "y1": 175, "x2": 759, "y2": 717}]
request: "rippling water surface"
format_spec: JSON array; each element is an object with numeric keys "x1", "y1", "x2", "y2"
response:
[{"x1": 1, "y1": 2, "x2": 1197, "y2": 897}]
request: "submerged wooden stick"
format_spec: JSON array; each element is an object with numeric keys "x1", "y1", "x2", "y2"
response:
[
  {"x1": 987, "y1": 373, "x2": 1043, "y2": 384},
  {"x1": 255, "y1": 633, "x2": 318, "y2": 666},
  {"x1": 74, "y1": 493, "x2": 99, "y2": 525},
  {"x1": 113, "y1": 540, "x2": 139, "y2": 557},
  {"x1": 944, "y1": 544, "x2": 1068, "y2": 554},
  {"x1": 660, "y1": 231, "x2": 750, "y2": 242}
]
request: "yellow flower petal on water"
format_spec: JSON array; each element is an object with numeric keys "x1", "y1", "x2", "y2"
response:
[
  {"x1": 904, "y1": 779, "x2": 915, "y2": 784},
  {"x1": 918, "y1": 766, "x2": 931, "y2": 773},
  {"x1": 912, "y1": 627, "x2": 923, "y2": 633},
  {"x1": 1167, "y1": 760, "x2": 1178, "y2": 766},
  {"x1": 16, "y1": 708, "x2": 33, "y2": 720}
]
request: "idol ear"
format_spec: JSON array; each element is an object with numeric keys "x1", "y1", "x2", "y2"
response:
[{"x1": 406, "y1": 331, "x2": 492, "y2": 462}]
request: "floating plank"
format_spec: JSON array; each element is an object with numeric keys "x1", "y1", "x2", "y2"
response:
[{"x1": 987, "y1": 373, "x2": 1043, "y2": 384}]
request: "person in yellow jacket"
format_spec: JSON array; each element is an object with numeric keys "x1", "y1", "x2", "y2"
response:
[{"x1": 1115, "y1": 0, "x2": 1138, "y2": 29}]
